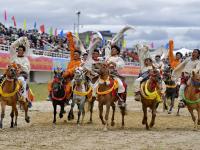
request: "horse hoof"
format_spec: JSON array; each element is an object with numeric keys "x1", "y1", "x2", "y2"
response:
[
  {"x1": 14, "y1": 123, "x2": 17, "y2": 126},
  {"x1": 176, "y1": 113, "x2": 180, "y2": 116},
  {"x1": 10, "y1": 125, "x2": 14, "y2": 128},
  {"x1": 142, "y1": 120, "x2": 145, "y2": 125},
  {"x1": 103, "y1": 127, "x2": 108, "y2": 132},
  {"x1": 87, "y1": 121, "x2": 92, "y2": 124},
  {"x1": 111, "y1": 122, "x2": 115, "y2": 126},
  {"x1": 59, "y1": 114, "x2": 63, "y2": 119},
  {"x1": 168, "y1": 111, "x2": 172, "y2": 114},
  {"x1": 149, "y1": 123, "x2": 154, "y2": 128},
  {"x1": 25, "y1": 116, "x2": 30, "y2": 123},
  {"x1": 0, "y1": 124, "x2": 2, "y2": 129}
]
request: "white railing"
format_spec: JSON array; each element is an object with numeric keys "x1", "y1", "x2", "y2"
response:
[{"x1": 0, "y1": 44, "x2": 70, "y2": 58}]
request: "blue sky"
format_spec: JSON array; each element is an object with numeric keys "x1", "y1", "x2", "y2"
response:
[{"x1": 1, "y1": 0, "x2": 200, "y2": 48}]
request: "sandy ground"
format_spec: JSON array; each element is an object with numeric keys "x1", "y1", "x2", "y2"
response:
[{"x1": 0, "y1": 97, "x2": 200, "y2": 150}]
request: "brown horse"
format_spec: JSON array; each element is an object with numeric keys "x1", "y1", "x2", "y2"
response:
[
  {"x1": 97, "y1": 63, "x2": 126, "y2": 131},
  {"x1": 0, "y1": 64, "x2": 30, "y2": 128},
  {"x1": 140, "y1": 69, "x2": 162, "y2": 130},
  {"x1": 181, "y1": 71, "x2": 200, "y2": 129}
]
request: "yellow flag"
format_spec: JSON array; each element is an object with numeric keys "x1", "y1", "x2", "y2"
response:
[
  {"x1": 23, "y1": 19, "x2": 27, "y2": 30},
  {"x1": 75, "y1": 32, "x2": 79, "y2": 38},
  {"x1": 122, "y1": 39, "x2": 126, "y2": 48}
]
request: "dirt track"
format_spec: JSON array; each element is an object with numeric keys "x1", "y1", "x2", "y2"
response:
[{"x1": 0, "y1": 97, "x2": 200, "y2": 150}]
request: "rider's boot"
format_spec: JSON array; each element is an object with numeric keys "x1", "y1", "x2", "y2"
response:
[{"x1": 118, "y1": 93, "x2": 126, "y2": 107}]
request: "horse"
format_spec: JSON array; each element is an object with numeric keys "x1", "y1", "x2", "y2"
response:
[
  {"x1": 162, "y1": 66, "x2": 179, "y2": 114},
  {"x1": 50, "y1": 69, "x2": 68, "y2": 124},
  {"x1": 0, "y1": 63, "x2": 30, "y2": 128},
  {"x1": 140, "y1": 69, "x2": 162, "y2": 130},
  {"x1": 180, "y1": 71, "x2": 200, "y2": 129},
  {"x1": 68, "y1": 67, "x2": 93, "y2": 125},
  {"x1": 97, "y1": 63, "x2": 126, "y2": 131}
]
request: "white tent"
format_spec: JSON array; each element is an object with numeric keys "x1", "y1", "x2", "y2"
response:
[{"x1": 173, "y1": 48, "x2": 192, "y2": 56}]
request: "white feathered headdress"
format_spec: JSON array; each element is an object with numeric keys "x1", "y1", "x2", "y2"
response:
[{"x1": 104, "y1": 25, "x2": 135, "y2": 59}]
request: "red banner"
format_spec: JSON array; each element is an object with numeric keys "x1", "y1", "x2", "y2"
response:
[
  {"x1": 0, "y1": 52, "x2": 53, "y2": 71},
  {"x1": 0, "y1": 52, "x2": 10, "y2": 69},
  {"x1": 28, "y1": 56, "x2": 53, "y2": 71},
  {"x1": 118, "y1": 66, "x2": 140, "y2": 76}
]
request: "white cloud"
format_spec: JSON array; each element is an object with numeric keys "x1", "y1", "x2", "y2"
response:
[{"x1": 0, "y1": 0, "x2": 200, "y2": 48}]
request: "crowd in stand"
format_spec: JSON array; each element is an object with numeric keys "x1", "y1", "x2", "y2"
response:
[{"x1": 0, "y1": 22, "x2": 69, "y2": 55}]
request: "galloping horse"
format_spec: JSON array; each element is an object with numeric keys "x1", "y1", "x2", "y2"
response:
[
  {"x1": 97, "y1": 63, "x2": 126, "y2": 131},
  {"x1": 140, "y1": 69, "x2": 162, "y2": 130},
  {"x1": 68, "y1": 67, "x2": 93, "y2": 125},
  {"x1": 50, "y1": 69, "x2": 68, "y2": 124},
  {"x1": 162, "y1": 66, "x2": 179, "y2": 114},
  {"x1": 181, "y1": 71, "x2": 200, "y2": 129},
  {"x1": 0, "y1": 63, "x2": 30, "y2": 128}
]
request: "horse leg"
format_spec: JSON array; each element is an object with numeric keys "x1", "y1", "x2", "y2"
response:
[
  {"x1": 104, "y1": 103, "x2": 111, "y2": 131},
  {"x1": 89, "y1": 101, "x2": 94, "y2": 123},
  {"x1": 120, "y1": 105, "x2": 126, "y2": 127},
  {"x1": 59, "y1": 102, "x2": 64, "y2": 119},
  {"x1": 21, "y1": 101, "x2": 30, "y2": 123},
  {"x1": 197, "y1": 107, "x2": 200, "y2": 126},
  {"x1": 77, "y1": 104, "x2": 81, "y2": 125},
  {"x1": 10, "y1": 109, "x2": 14, "y2": 128},
  {"x1": 14, "y1": 107, "x2": 18, "y2": 127},
  {"x1": 98, "y1": 103, "x2": 105, "y2": 125},
  {"x1": 188, "y1": 108, "x2": 197, "y2": 129},
  {"x1": 150, "y1": 105, "x2": 157, "y2": 128},
  {"x1": 176, "y1": 106, "x2": 181, "y2": 116},
  {"x1": 80, "y1": 99, "x2": 86, "y2": 124},
  {"x1": 68, "y1": 100, "x2": 75, "y2": 121},
  {"x1": 111, "y1": 104, "x2": 116, "y2": 126},
  {"x1": 169, "y1": 97, "x2": 175, "y2": 114},
  {"x1": 142, "y1": 104, "x2": 149, "y2": 130},
  {"x1": 53, "y1": 101, "x2": 57, "y2": 124},
  {"x1": 0, "y1": 102, "x2": 6, "y2": 128},
  {"x1": 163, "y1": 96, "x2": 167, "y2": 112}
]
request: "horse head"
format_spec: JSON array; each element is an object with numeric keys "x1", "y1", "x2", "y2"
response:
[
  {"x1": 52, "y1": 68, "x2": 65, "y2": 92},
  {"x1": 74, "y1": 67, "x2": 86, "y2": 86},
  {"x1": 6, "y1": 63, "x2": 18, "y2": 79}
]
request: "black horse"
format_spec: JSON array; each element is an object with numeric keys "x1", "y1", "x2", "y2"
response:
[
  {"x1": 50, "y1": 69, "x2": 68, "y2": 124},
  {"x1": 162, "y1": 66, "x2": 179, "y2": 114}
]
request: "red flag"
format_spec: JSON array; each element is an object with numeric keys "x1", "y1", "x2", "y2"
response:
[
  {"x1": 11, "y1": 16, "x2": 16, "y2": 27},
  {"x1": 54, "y1": 28, "x2": 57, "y2": 36},
  {"x1": 4, "y1": 10, "x2": 7, "y2": 21},
  {"x1": 40, "y1": 24, "x2": 45, "y2": 33}
]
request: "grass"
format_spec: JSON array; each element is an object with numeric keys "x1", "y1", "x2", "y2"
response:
[
  {"x1": 29, "y1": 82, "x2": 135, "y2": 101},
  {"x1": 29, "y1": 83, "x2": 48, "y2": 101}
]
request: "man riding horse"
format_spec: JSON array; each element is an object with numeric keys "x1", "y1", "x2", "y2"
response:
[
  {"x1": 8, "y1": 37, "x2": 32, "y2": 106},
  {"x1": 172, "y1": 49, "x2": 200, "y2": 107},
  {"x1": 106, "y1": 45, "x2": 126, "y2": 106}
]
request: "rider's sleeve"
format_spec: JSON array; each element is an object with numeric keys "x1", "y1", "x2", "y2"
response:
[
  {"x1": 116, "y1": 57, "x2": 125, "y2": 69},
  {"x1": 23, "y1": 58, "x2": 31, "y2": 74},
  {"x1": 168, "y1": 40, "x2": 175, "y2": 67}
]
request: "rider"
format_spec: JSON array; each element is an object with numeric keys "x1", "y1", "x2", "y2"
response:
[
  {"x1": 106, "y1": 45, "x2": 126, "y2": 106},
  {"x1": 63, "y1": 49, "x2": 82, "y2": 99},
  {"x1": 10, "y1": 37, "x2": 31, "y2": 106},
  {"x1": 172, "y1": 49, "x2": 200, "y2": 107},
  {"x1": 134, "y1": 58, "x2": 153, "y2": 101}
]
